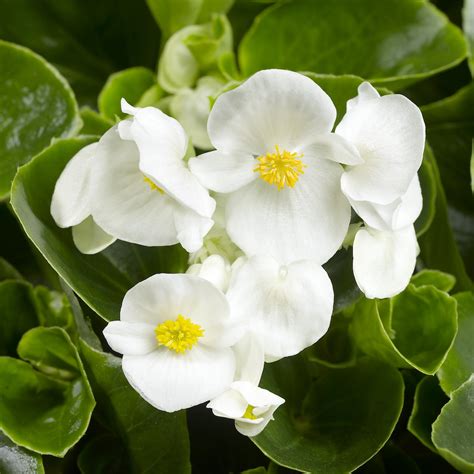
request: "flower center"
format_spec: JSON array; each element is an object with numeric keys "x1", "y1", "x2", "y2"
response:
[
  {"x1": 254, "y1": 145, "x2": 306, "y2": 190},
  {"x1": 243, "y1": 404, "x2": 258, "y2": 420},
  {"x1": 144, "y1": 176, "x2": 165, "y2": 194},
  {"x1": 155, "y1": 315, "x2": 204, "y2": 353}
]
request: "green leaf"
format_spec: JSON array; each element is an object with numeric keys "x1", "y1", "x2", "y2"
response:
[
  {"x1": 418, "y1": 146, "x2": 473, "y2": 291},
  {"x1": 0, "y1": 257, "x2": 23, "y2": 281},
  {"x1": 350, "y1": 284, "x2": 458, "y2": 374},
  {"x1": 77, "y1": 434, "x2": 127, "y2": 474},
  {"x1": 0, "y1": 327, "x2": 95, "y2": 456},
  {"x1": 0, "y1": 40, "x2": 81, "y2": 200},
  {"x1": 98, "y1": 67, "x2": 156, "y2": 121},
  {"x1": 422, "y1": 84, "x2": 474, "y2": 281},
  {"x1": 10, "y1": 137, "x2": 188, "y2": 322},
  {"x1": 146, "y1": 0, "x2": 234, "y2": 39},
  {"x1": 410, "y1": 269, "x2": 456, "y2": 292},
  {"x1": 79, "y1": 340, "x2": 191, "y2": 473},
  {"x1": 463, "y1": 0, "x2": 474, "y2": 74},
  {"x1": 0, "y1": 281, "x2": 38, "y2": 357},
  {"x1": 307, "y1": 311, "x2": 357, "y2": 368},
  {"x1": 32, "y1": 286, "x2": 76, "y2": 338},
  {"x1": 416, "y1": 151, "x2": 438, "y2": 237},
  {"x1": 437, "y1": 292, "x2": 474, "y2": 395},
  {"x1": 407, "y1": 376, "x2": 448, "y2": 452},
  {"x1": 0, "y1": 432, "x2": 44, "y2": 474},
  {"x1": 79, "y1": 107, "x2": 113, "y2": 136},
  {"x1": 432, "y1": 376, "x2": 474, "y2": 472},
  {"x1": 0, "y1": 0, "x2": 161, "y2": 105},
  {"x1": 253, "y1": 358, "x2": 404, "y2": 473},
  {"x1": 239, "y1": 0, "x2": 467, "y2": 89},
  {"x1": 356, "y1": 443, "x2": 421, "y2": 474}
]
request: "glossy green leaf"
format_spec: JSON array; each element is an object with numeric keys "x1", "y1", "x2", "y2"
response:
[
  {"x1": 11, "y1": 137, "x2": 188, "y2": 322},
  {"x1": 437, "y1": 292, "x2": 474, "y2": 395},
  {"x1": 0, "y1": 433, "x2": 44, "y2": 474},
  {"x1": 253, "y1": 358, "x2": 404, "y2": 473},
  {"x1": 32, "y1": 286, "x2": 76, "y2": 337},
  {"x1": 422, "y1": 85, "x2": 474, "y2": 281},
  {"x1": 410, "y1": 269, "x2": 456, "y2": 292},
  {"x1": 305, "y1": 73, "x2": 365, "y2": 124},
  {"x1": 0, "y1": 40, "x2": 81, "y2": 199},
  {"x1": 79, "y1": 340, "x2": 191, "y2": 473},
  {"x1": 98, "y1": 67, "x2": 156, "y2": 121},
  {"x1": 351, "y1": 284, "x2": 458, "y2": 374},
  {"x1": 418, "y1": 146, "x2": 473, "y2": 291},
  {"x1": 0, "y1": 0, "x2": 160, "y2": 105},
  {"x1": 432, "y1": 376, "x2": 474, "y2": 472},
  {"x1": 356, "y1": 443, "x2": 421, "y2": 474},
  {"x1": 0, "y1": 281, "x2": 38, "y2": 357},
  {"x1": 463, "y1": 0, "x2": 474, "y2": 74},
  {"x1": 77, "y1": 434, "x2": 127, "y2": 474},
  {"x1": 0, "y1": 327, "x2": 95, "y2": 456},
  {"x1": 239, "y1": 0, "x2": 467, "y2": 89},
  {"x1": 0, "y1": 257, "x2": 23, "y2": 281},
  {"x1": 79, "y1": 107, "x2": 113, "y2": 136},
  {"x1": 307, "y1": 311, "x2": 356, "y2": 368},
  {"x1": 407, "y1": 376, "x2": 448, "y2": 452},
  {"x1": 416, "y1": 151, "x2": 438, "y2": 237},
  {"x1": 146, "y1": 0, "x2": 234, "y2": 38}
]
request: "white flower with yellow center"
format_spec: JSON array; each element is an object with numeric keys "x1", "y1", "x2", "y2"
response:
[
  {"x1": 208, "y1": 334, "x2": 285, "y2": 437},
  {"x1": 52, "y1": 100, "x2": 218, "y2": 253},
  {"x1": 50, "y1": 142, "x2": 116, "y2": 254},
  {"x1": 189, "y1": 69, "x2": 356, "y2": 265},
  {"x1": 332, "y1": 82, "x2": 425, "y2": 299},
  {"x1": 103, "y1": 274, "x2": 240, "y2": 412}
]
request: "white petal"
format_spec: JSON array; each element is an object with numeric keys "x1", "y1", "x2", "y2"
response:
[
  {"x1": 232, "y1": 381, "x2": 284, "y2": 408},
  {"x1": 226, "y1": 257, "x2": 333, "y2": 361},
  {"x1": 89, "y1": 127, "x2": 179, "y2": 247},
  {"x1": 208, "y1": 69, "x2": 336, "y2": 155},
  {"x1": 233, "y1": 333, "x2": 265, "y2": 385},
  {"x1": 122, "y1": 103, "x2": 215, "y2": 218},
  {"x1": 353, "y1": 225, "x2": 418, "y2": 299},
  {"x1": 103, "y1": 320, "x2": 157, "y2": 355},
  {"x1": 173, "y1": 206, "x2": 213, "y2": 253},
  {"x1": 346, "y1": 82, "x2": 380, "y2": 111},
  {"x1": 226, "y1": 159, "x2": 351, "y2": 265},
  {"x1": 207, "y1": 389, "x2": 247, "y2": 419},
  {"x1": 120, "y1": 274, "x2": 237, "y2": 348},
  {"x1": 188, "y1": 150, "x2": 257, "y2": 193},
  {"x1": 122, "y1": 345, "x2": 235, "y2": 412},
  {"x1": 301, "y1": 133, "x2": 363, "y2": 165},
  {"x1": 71, "y1": 216, "x2": 116, "y2": 254},
  {"x1": 350, "y1": 175, "x2": 422, "y2": 231},
  {"x1": 186, "y1": 255, "x2": 231, "y2": 293},
  {"x1": 51, "y1": 143, "x2": 97, "y2": 228},
  {"x1": 337, "y1": 93, "x2": 425, "y2": 204}
]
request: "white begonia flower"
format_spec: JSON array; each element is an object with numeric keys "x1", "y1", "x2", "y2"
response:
[
  {"x1": 336, "y1": 82, "x2": 426, "y2": 205},
  {"x1": 50, "y1": 143, "x2": 116, "y2": 255},
  {"x1": 186, "y1": 254, "x2": 231, "y2": 292},
  {"x1": 352, "y1": 175, "x2": 423, "y2": 299},
  {"x1": 170, "y1": 76, "x2": 226, "y2": 150},
  {"x1": 226, "y1": 255, "x2": 333, "y2": 362},
  {"x1": 334, "y1": 82, "x2": 425, "y2": 299},
  {"x1": 188, "y1": 197, "x2": 243, "y2": 265},
  {"x1": 208, "y1": 334, "x2": 285, "y2": 437},
  {"x1": 189, "y1": 69, "x2": 353, "y2": 265},
  {"x1": 103, "y1": 274, "x2": 240, "y2": 412},
  {"x1": 82, "y1": 102, "x2": 215, "y2": 253}
]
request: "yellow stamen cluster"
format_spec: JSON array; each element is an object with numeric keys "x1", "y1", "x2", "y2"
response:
[
  {"x1": 243, "y1": 404, "x2": 258, "y2": 420},
  {"x1": 144, "y1": 176, "x2": 165, "y2": 194},
  {"x1": 155, "y1": 315, "x2": 204, "y2": 354},
  {"x1": 254, "y1": 145, "x2": 306, "y2": 190}
]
